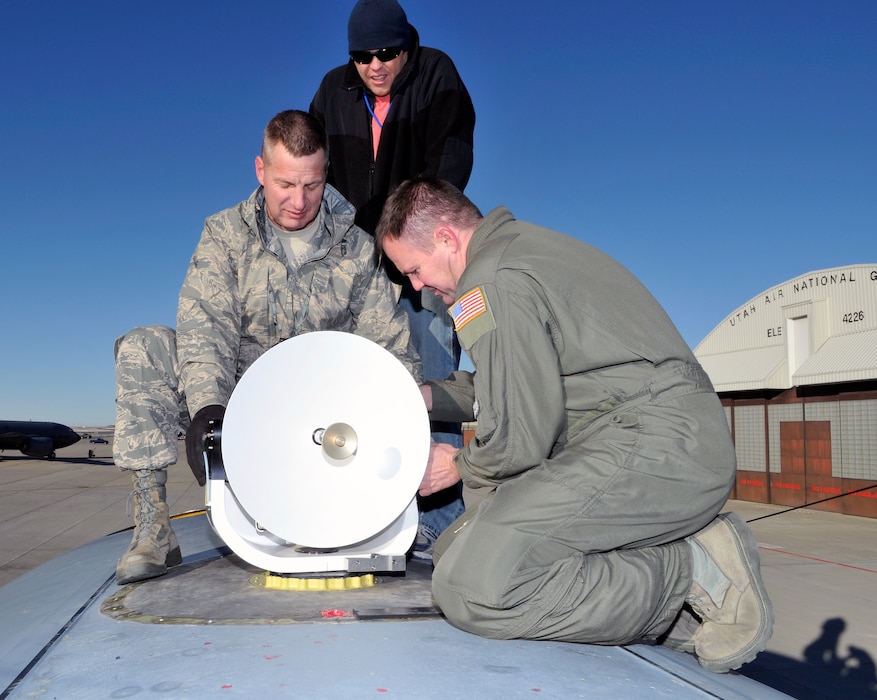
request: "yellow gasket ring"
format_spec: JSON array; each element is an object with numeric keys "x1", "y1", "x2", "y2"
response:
[{"x1": 250, "y1": 572, "x2": 376, "y2": 591}]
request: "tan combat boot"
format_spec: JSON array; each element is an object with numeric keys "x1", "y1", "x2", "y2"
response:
[
  {"x1": 115, "y1": 469, "x2": 182, "y2": 584},
  {"x1": 655, "y1": 605, "x2": 701, "y2": 654},
  {"x1": 685, "y1": 512, "x2": 773, "y2": 673}
]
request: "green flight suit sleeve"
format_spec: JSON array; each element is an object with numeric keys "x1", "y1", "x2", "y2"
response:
[
  {"x1": 427, "y1": 371, "x2": 477, "y2": 422},
  {"x1": 453, "y1": 276, "x2": 567, "y2": 488}
]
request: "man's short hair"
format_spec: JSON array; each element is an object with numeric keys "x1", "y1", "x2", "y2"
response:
[
  {"x1": 376, "y1": 178, "x2": 482, "y2": 253},
  {"x1": 262, "y1": 110, "x2": 329, "y2": 167}
]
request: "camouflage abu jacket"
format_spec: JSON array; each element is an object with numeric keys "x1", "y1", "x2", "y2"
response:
[{"x1": 177, "y1": 185, "x2": 421, "y2": 415}]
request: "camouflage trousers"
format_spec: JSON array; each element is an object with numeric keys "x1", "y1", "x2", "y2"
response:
[{"x1": 113, "y1": 326, "x2": 190, "y2": 472}]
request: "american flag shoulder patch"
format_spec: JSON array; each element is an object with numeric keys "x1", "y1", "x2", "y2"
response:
[{"x1": 451, "y1": 287, "x2": 488, "y2": 330}]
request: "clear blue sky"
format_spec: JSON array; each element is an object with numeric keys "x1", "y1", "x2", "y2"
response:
[{"x1": 1, "y1": 1, "x2": 874, "y2": 427}]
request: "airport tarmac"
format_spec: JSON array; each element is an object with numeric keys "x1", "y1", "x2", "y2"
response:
[{"x1": 1, "y1": 437, "x2": 876, "y2": 698}]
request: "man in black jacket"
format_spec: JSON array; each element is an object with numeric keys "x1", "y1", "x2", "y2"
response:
[{"x1": 310, "y1": 0, "x2": 476, "y2": 557}]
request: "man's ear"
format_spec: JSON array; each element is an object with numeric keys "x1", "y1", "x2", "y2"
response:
[
  {"x1": 255, "y1": 155, "x2": 265, "y2": 186},
  {"x1": 435, "y1": 225, "x2": 459, "y2": 252}
]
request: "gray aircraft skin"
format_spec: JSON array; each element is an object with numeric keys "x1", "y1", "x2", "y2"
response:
[{"x1": 0, "y1": 420, "x2": 81, "y2": 458}]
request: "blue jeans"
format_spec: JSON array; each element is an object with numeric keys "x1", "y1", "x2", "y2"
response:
[{"x1": 399, "y1": 282, "x2": 466, "y2": 540}]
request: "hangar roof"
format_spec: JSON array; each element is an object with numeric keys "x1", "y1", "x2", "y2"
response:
[
  {"x1": 694, "y1": 265, "x2": 877, "y2": 392},
  {"x1": 698, "y1": 347, "x2": 787, "y2": 392},
  {"x1": 793, "y1": 328, "x2": 877, "y2": 385}
]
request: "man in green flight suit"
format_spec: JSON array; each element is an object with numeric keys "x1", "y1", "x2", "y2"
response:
[{"x1": 375, "y1": 178, "x2": 773, "y2": 674}]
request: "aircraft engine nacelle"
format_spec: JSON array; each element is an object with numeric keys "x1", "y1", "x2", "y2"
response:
[{"x1": 20, "y1": 437, "x2": 55, "y2": 458}]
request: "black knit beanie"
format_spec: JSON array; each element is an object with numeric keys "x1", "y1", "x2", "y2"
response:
[{"x1": 348, "y1": 0, "x2": 411, "y2": 52}]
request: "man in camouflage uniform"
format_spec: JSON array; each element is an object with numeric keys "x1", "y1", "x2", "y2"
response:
[{"x1": 113, "y1": 110, "x2": 420, "y2": 585}]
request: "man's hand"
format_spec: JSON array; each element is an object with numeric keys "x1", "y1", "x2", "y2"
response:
[
  {"x1": 420, "y1": 441, "x2": 461, "y2": 496},
  {"x1": 185, "y1": 405, "x2": 225, "y2": 486}
]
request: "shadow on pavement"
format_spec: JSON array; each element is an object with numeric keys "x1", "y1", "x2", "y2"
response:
[{"x1": 741, "y1": 617, "x2": 877, "y2": 699}]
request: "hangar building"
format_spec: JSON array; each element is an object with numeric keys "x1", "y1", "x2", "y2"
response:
[{"x1": 693, "y1": 264, "x2": 877, "y2": 518}]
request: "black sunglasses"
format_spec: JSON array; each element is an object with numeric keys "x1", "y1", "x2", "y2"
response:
[{"x1": 350, "y1": 47, "x2": 404, "y2": 65}]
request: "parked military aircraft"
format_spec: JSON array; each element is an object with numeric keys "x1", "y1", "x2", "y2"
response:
[{"x1": 0, "y1": 420, "x2": 81, "y2": 458}]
